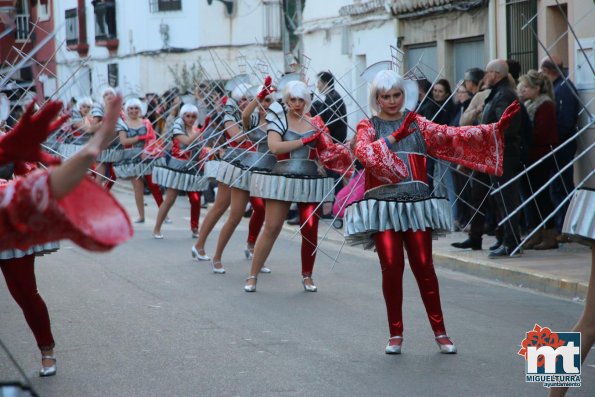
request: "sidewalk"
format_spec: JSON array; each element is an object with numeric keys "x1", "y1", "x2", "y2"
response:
[{"x1": 285, "y1": 219, "x2": 592, "y2": 300}]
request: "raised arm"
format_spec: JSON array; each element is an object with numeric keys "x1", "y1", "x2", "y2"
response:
[{"x1": 416, "y1": 101, "x2": 519, "y2": 176}]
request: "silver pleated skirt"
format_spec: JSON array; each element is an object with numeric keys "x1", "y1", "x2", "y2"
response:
[
  {"x1": 204, "y1": 160, "x2": 220, "y2": 179},
  {"x1": 97, "y1": 148, "x2": 124, "y2": 163},
  {"x1": 216, "y1": 162, "x2": 251, "y2": 191},
  {"x1": 562, "y1": 188, "x2": 595, "y2": 245},
  {"x1": 344, "y1": 197, "x2": 453, "y2": 249},
  {"x1": 0, "y1": 242, "x2": 60, "y2": 260},
  {"x1": 152, "y1": 166, "x2": 208, "y2": 192},
  {"x1": 57, "y1": 143, "x2": 86, "y2": 159},
  {"x1": 250, "y1": 172, "x2": 335, "y2": 203},
  {"x1": 113, "y1": 158, "x2": 166, "y2": 179}
]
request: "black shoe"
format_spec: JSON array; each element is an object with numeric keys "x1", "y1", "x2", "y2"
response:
[
  {"x1": 320, "y1": 213, "x2": 334, "y2": 220},
  {"x1": 287, "y1": 217, "x2": 300, "y2": 226},
  {"x1": 451, "y1": 238, "x2": 482, "y2": 250},
  {"x1": 489, "y1": 241, "x2": 502, "y2": 251},
  {"x1": 487, "y1": 245, "x2": 521, "y2": 259}
]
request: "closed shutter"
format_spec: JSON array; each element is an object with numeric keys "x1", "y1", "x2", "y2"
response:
[
  {"x1": 405, "y1": 43, "x2": 438, "y2": 82},
  {"x1": 453, "y1": 38, "x2": 485, "y2": 84}
]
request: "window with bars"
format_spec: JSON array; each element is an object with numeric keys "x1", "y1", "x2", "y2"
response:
[
  {"x1": 65, "y1": 8, "x2": 79, "y2": 46},
  {"x1": 149, "y1": 0, "x2": 182, "y2": 12},
  {"x1": 263, "y1": 0, "x2": 281, "y2": 49},
  {"x1": 506, "y1": 0, "x2": 538, "y2": 74}
]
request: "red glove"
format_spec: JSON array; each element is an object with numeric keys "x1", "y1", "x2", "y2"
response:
[
  {"x1": 137, "y1": 134, "x2": 148, "y2": 141},
  {"x1": 497, "y1": 100, "x2": 520, "y2": 131},
  {"x1": 391, "y1": 111, "x2": 418, "y2": 142},
  {"x1": 301, "y1": 129, "x2": 322, "y2": 146},
  {"x1": 200, "y1": 116, "x2": 212, "y2": 131},
  {"x1": 220, "y1": 96, "x2": 228, "y2": 106},
  {"x1": 0, "y1": 100, "x2": 69, "y2": 166},
  {"x1": 257, "y1": 76, "x2": 276, "y2": 101}
]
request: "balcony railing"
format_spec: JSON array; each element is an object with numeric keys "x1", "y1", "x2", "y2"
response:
[{"x1": 15, "y1": 13, "x2": 30, "y2": 42}]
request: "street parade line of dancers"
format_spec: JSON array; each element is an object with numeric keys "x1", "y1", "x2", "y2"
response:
[{"x1": 1, "y1": 56, "x2": 593, "y2": 387}]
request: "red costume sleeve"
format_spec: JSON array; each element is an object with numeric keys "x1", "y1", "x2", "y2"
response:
[
  {"x1": 310, "y1": 116, "x2": 354, "y2": 175},
  {"x1": 415, "y1": 114, "x2": 505, "y2": 176},
  {"x1": 0, "y1": 169, "x2": 133, "y2": 252},
  {"x1": 353, "y1": 118, "x2": 409, "y2": 184}
]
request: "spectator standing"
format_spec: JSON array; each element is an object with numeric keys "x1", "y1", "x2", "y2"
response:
[
  {"x1": 517, "y1": 70, "x2": 559, "y2": 249},
  {"x1": 540, "y1": 55, "x2": 580, "y2": 241}
]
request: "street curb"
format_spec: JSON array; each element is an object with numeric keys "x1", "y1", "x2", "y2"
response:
[{"x1": 433, "y1": 252, "x2": 588, "y2": 300}]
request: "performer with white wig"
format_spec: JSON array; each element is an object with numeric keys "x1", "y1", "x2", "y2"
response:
[
  {"x1": 56, "y1": 97, "x2": 94, "y2": 158},
  {"x1": 192, "y1": 81, "x2": 260, "y2": 273},
  {"x1": 243, "y1": 80, "x2": 353, "y2": 292},
  {"x1": 114, "y1": 98, "x2": 164, "y2": 223},
  {"x1": 345, "y1": 69, "x2": 519, "y2": 354},
  {"x1": 209, "y1": 77, "x2": 277, "y2": 273},
  {"x1": 91, "y1": 87, "x2": 124, "y2": 190},
  {"x1": 152, "y1": 104, "x2": 210, "y2": 239}
]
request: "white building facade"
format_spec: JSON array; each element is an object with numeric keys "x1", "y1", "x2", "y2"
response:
[
  {"x1": 53, "y1": 0, "x2": 285, "y2": 101},
  {"x1": 299, "y1": 0, "x2": 397, "y2": 135}
]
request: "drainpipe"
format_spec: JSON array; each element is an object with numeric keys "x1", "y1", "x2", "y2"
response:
[{"x1": 488, "y1": 0, "x2": 497, "y2": 60}]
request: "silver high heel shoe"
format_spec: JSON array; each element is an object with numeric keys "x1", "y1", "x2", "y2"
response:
[
  {"x1": 191, "y1": 246, "x2": 210, "y2": 261},
  {"x1": 212, "y1": 260, "x2": 225, "y2": 274},
  {"x1": 385, "y1": 336, "x2": 403, "y2": 355},
  {"x1": 244, "y1": 275, "x2": 257, "y2": 292},
  {"x1": 39, "y1": 355, "x2": 57, "y2": 377},
  {"x1": 435, "y1": 335, "x2": 457, "y2": 354},
  {"x1": 302, "y1": 276, "x2": 317, "y2": 292}
]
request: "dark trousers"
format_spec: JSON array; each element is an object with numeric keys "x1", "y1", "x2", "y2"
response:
[
  {"x1": 490, "y1": 157, "x2": 522, "y2": 247},
  {"x1": 469, "y1": 171, "x2": 491, "y2": 240},
  {"x1": 550, "y1": 142, "x2": 576, "y2": 232}
]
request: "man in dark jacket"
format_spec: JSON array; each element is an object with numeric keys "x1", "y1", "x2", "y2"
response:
[
  {"x1": 540, "y1": 55, "x2": 580, "y2": 238},
  {"x1": 310, "y1": 71, "x2": 348, "y2": 143},
  {"x1": 452, "y1": 59, "x2": 522, "y2": 257}
]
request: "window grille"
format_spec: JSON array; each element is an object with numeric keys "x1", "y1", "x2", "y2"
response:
[
  {"x1": 506, "y1": 0, "x2": 538, "y2": 74},
  {"x1": 149, "y1": 0, "x2": 182, "y2": 13},
  {"x1": 65, "y1": 8, "x2": 79, "y2": 46}
]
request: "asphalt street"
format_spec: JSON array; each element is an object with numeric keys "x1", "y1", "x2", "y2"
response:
[{"x1": 1, "y1": 190, "x2": 594, "y2": 397}]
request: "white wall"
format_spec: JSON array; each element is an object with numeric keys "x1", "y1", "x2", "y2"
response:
[
  {"x1": 53, "y1": 0, "x2": 283, "y2": 102},
  {"x1": 301, "y1": 0, "x2": 396, "y2": 137}
]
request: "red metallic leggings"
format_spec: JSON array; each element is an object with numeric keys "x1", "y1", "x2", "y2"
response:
[
  {"x1": 298, "y1": 203, "x2": 319, "y2": 277},
  {"x1": 188, "y1": 192, "x2": 201, "y2": 230},
  {"x1": 145, "y1": 175, "x2": 163, "y2": 207},
  {"x1": 104, "y1": 164, "x2": 117, "y2": 190},
  {"x1": 247, "y1": 197, "x2": 265, "y2": 245},
  {"x1": 0, "y1": 255, "x2": 55, "y2": 351},
  {"x1": 373, "y1": 229, "x2": 446, "y2": 337}
]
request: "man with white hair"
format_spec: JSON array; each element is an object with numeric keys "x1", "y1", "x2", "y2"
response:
[{"x1": 452, "y1": 59, "x2": 522, "y2": 258}]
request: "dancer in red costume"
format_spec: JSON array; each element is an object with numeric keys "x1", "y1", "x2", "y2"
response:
[
  {"x1": 244, "y1": 80, "x2": 353, "y2": 292},
  {"x1": 209, "y1": 78, "x2": 276, "y2": 273},
  {"x1": 114, "y1": 98, "x2": 164, "y2": 223},
  {"x1": 152, "y1": 104, "x2": 210, "y2": 239},
  {"x1": 91, "y1": 87, "x2": 124, "y2": 190},
  {"x1": 345, "y1": 69, "x2": 519, "y2": 354},
  {"x1": 0, "y1": 96, "x2": 132, "y2": 376}
]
